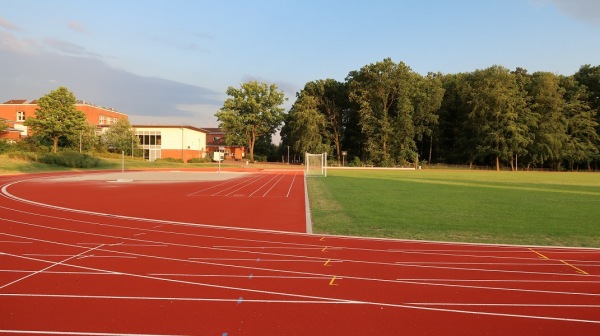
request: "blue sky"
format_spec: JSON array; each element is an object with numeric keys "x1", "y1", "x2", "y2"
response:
[{"x1": 1, "y1": 0, "x2": 599, "y2": 132}]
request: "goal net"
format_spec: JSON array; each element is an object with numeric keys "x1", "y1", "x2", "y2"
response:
[{"x1": 305, "y1": 152, "x2": 327, "y2": 177}]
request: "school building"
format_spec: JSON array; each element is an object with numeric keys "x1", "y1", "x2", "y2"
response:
[{"x1": 0, "y1": 99, "x2": 244, "y2": 162}]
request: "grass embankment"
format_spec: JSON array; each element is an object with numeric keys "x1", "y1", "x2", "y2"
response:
[
  {"x1": 307, "y1": 169, "x2": 600, "y2": 248},
  {"x1": 0, "y1": 154, "x2": 241, "y2": 175}
]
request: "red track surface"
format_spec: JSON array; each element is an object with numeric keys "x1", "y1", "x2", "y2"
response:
[{"x1": 1, "y1": 170, "x2": 599, "y2": 335}]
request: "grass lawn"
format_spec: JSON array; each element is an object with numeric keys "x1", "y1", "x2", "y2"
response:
[{"x1": 307, "y1": 169, "x2": 600, "y2": 248}]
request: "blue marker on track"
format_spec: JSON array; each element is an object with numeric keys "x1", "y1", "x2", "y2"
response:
[{"x1": 237, "y1": 297, "x2": 243, "y2": 305}]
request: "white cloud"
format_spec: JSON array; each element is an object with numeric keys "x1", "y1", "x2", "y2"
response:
[
  {"x1": 68, "y1": 21, "x2": 86, "y2": 33},
  {"x1": 534, "y1": 0, "x2": 600, "y2": 25},
  {"x1": 0, "y1": 31, "x2": 36, "y2": 53},
  {"x1": 0, "y1": 17, "x2": 21, "y2": 31}
]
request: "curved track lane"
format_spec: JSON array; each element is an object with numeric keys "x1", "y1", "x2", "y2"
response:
[{"x1": 0, "y1": 172, "x2": 599, "y2": 335}]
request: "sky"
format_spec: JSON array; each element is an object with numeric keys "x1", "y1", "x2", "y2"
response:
[{"x1": 1, "y1": 0, "x2": 599, "y2": 138}]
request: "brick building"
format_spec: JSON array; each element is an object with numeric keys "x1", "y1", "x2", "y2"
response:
[{"x1": 0, "y1": 99, "x2": 127, "y2": 139}]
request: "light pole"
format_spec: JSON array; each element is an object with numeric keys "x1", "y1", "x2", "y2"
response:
[{"x1": 287, "y1": 145, "x2": 290, "y2": 165}]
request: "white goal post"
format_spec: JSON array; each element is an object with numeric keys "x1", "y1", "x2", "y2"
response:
[{"x1": 305, "y1": 152, "x2": 327, "y2": 177}]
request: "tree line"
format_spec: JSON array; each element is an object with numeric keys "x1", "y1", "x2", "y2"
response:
[{"x1": 270, "y1": 59, "x2": 599, "y2": 171}]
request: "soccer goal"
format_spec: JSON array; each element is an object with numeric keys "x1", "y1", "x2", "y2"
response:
[{"x1": 305, "y1": 152, "x2": 327, "y2": 177}]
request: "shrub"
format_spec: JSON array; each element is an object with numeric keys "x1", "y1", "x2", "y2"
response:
[
  {"x1": 187, "y1": 157, "x2": 212, "y2": 163},
  {"x1": 39, "y1": 150, "x2": 100, "y2": 168},
  {"x1": 155, "y1": 157, "x2": 184, "y2": 163}
]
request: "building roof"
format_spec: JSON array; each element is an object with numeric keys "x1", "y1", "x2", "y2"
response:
[
  {"x1": 202, "y1": 127, "x2": 225, "y2": 134},
  {"x1": 2, "y1": 99, "x2": 126, "y2": 115},
  {"x1": 3, "y1": 99, "x2": 37, "y2": 104},
  {"x1": 132, "y1": 124, "x2": 211, "y2": 133}
]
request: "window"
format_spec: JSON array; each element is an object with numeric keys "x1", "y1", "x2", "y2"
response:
[
  {"x1": 16, "y1": 111, "x2": 25, "y2": 122},
  {"x1": 99, "y1": 115, "x2": 105, "y2": 124}
]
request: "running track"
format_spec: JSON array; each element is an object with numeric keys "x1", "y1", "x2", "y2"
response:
[{"x1": 0, "y1": 170, "x2": 599, "y2": 335}]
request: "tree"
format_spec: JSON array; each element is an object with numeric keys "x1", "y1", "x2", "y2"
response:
[
  {"x1": 460, "y1": 66, "x2": 530, "y2": 171},
  {"x1": 24, "y1": 87, "x2": 88, "y2": 153},
  {"x1": 560, "y1": 76, "x2": 599, "y2": 170},
  {"x1": 102, "y1": 118, "x2": 140, "y2": 155},
  {"x1": 526, "y1": 72, "x2": 569, "y2": 170},
  {"x1": 286, "y1": 94, "x2": 328, "y2": 155},
  {"x1": 412, "y1": 72, "x2": 445, "y2": 164},
  {"x1": 299, "y1": 79, "x2": 349, "y2": 162},
  {"x1": 0, "y1": 119, "x2": 9, "y2": 134},
  {"x1": 347, "y1": 58, "x2": 419, "y2": 166},
  {"x1": 215, "y1": 81, "x2": 286, "y2": 162}
]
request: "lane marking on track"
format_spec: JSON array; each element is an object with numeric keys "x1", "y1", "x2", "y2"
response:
[
  {"x1": 395, "y1": 278, "x2": 600, "y2": 284},
  {"x1": 560, "y1": 260, "x2": 589, "y2": 275},
  {"x1": 0, "y1": 270, "x2": 120, "y2": 276},
  {"x1": 405, "y1": 302, "x2": 600, "y2": 308},
  {"x1": 148, "y1": 274, "x2": 332, "y2": 280},
  {"x1": 77, "y1": 255, "x2": 137, "y2": 260},
  {"x1": 188, "y1": 257, "x2": 336, "y2": 264},
  {"x1": 324, "y1": 259, "x2": 331, "y2": 266},
  {"x1": 0, "y1": 244, "x2": 104, "y2": 290},
  {"x1": 213, "y1": 245, "x2": 343, "y2": 251},
  {"x1": 2, "y1": 221, "x2": 597, "y2": 293},
  {"x1": 0, "y1": 293, "x2": 356, "y2": 304},
  {"x1": 329, "y1": 276, "x2": 339, "y2": 286},
  {"x1": 6, "y1": 231, "x2": 599, "y2": 300},
  {"x1": 116, "y1": 244, "x2": 168, "y2": 247},
  {"x1": 2, "y1": 239, "x2": 600, "y2": 324},
  {"x1": 0, "y1": 241, "x2": 32, "y2": 244},
  {"x1": 529, "y1": 248, "x2": 549, "y2": 259},
  {"x1": 24, "y1": 254, "x2": 80, "y2": 257},
  {"x1": 5, "y1": 177, "x2": 600, "y2": 254},
  {"x1": 392, "y1": 262, "x2": 600, "y2": 279}
]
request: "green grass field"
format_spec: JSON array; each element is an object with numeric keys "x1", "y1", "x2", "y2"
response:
[{"x1": 307, "y1": 169, "x2": 600, "y2": 248}]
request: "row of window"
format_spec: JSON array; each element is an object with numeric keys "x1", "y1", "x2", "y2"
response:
[
  {"x1": 15, "y1": 111, "x2": 119, "y2": 125},
  {"x1": 99, "y1": 115, "x2": 119, "y2": 125}
]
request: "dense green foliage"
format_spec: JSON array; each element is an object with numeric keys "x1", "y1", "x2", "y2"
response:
[
  {"x1": 307, "y1": 169, "x2": 600, "y2": 247},
  {"x1": 281, "y1": 61, "x2": 600, "y2": 170},
  {"x1": 7, "y1": 150, "x2": 100, "y2": 168},
  {"x1": 102, "y1": 118, "x2": 141, "y2": 156},
  {"x1": 23, "y1": 87, "x2": 88, "y2": 153},
  {"x1": 215, "y1": 81, "x2": 287, "y2": 162}
]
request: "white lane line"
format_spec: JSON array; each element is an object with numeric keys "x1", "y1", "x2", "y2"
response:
[
  {"x1": 77, "y1": 255, "x2": 137, "y2": 260},
  {"x1": 4, "y1": 183, "x2": 597, "y2": 265},
  {"x1": 0, "y1": 293, "x2": 354, "y2": 304},
  {"x1": 1, "y1": 250, "x2": 358, "y2": 305},
  {"x1": 5, "y1": 177, "x2": 600, "y2": 254},
  {"x1": 187, "y1": 174, "x2": 264, "y2": 196},
  {"x1": 212, "y1": 246, "x2": 344, "y2": 250},
  {"x1": 406, "y1": 302, "x2": 600, "y2": 308},
  {"x1": 397, "y1": 278, "x2": 600, "y2": 284},
  {"x1": 0, "y1": 240, "x2": 32, "y2": 244},
  {"x1": 284, "y1": 172, "x2": 298, "y2": 198},
  {"x1": 0, "y1": 244, "x2": 104, "y2": 290},
  {"x1": 24, "y1": 254, "x2": 79, "y2": 257},
  {"x1": 247, "y1": 173, "x2": 284, "y2": 197},
  {"x1": 0, "y1": 269, "x2": 117, "y2": 275},
  {"x1": 217, "y1": 174, "x2": 272, "y2": 197},
  {"x1": 188, "y1": 257, "x2": 341, "y2": 263},
  {"x1": 393, "y1": 262, "x2": 600, "y2": 278},
  {"x1": 259, "y1": 173, "x2": 288, "y2": 197},
  {"x1": 148, "y1": 273, "x2": 332, "y2": 280},
  {"x1": 4, "y1": 231, "x2": 599, "y2": 300}
]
